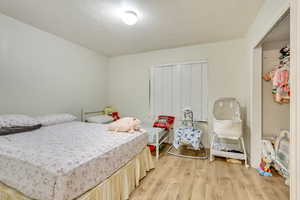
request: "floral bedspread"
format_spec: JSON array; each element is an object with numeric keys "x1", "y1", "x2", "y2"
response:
[{"x1": 0, "y1": 122, "x2": 147, "y2": 200}]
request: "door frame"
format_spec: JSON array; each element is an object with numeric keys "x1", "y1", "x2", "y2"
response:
[
  {"x1": 251, "y1": 1, "x2": 300, "y2": 199},
  {"x1": 290, "y1": 0, "x2": 300, "y2": 199},
  {"x1": 250, "y1": 46, "x2": 262, "y2": 168},
  {"x1": 250, "y1": 3, "x2": 290, "y2": 168}
]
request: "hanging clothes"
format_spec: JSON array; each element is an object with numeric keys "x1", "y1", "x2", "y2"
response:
[
  {"x1": 273, "y1": 67, "x2": 290, "y2": 103},
  {"x1": 263, "y1": 46, "x2": 290, "y2": 104}
]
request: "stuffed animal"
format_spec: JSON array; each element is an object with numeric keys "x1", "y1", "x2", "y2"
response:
[
  {"x1": 258, "y1": 168, "x2": 272, "y2": 177},
  {"x1": 258, "y1": 157, "x2": 273, "y2": 176},
  {"x1": 107, "y1": 117, "x2": 141, "y2": 133}
]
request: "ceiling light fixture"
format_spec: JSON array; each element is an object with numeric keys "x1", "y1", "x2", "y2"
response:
[{"x1": 121, "y1": 10, "x2": 138, "y2": 25}]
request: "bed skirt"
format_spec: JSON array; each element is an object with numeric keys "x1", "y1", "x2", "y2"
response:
[{"x1": 0, "y1": 147, "x2": 154, "y2": 200}]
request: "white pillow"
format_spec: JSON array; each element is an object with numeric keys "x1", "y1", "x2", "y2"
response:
[
  {"x1": 0, "y1": 114, "x2": 40, "y2": 128},
  {"x1": 36, "y1": 113, "x2": 77, "y2": 126},
  {"x1": 86, "y1": 115, "x2": 113, "y2": 124}
]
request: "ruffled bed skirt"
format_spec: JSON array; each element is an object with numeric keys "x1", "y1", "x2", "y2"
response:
[{"x1": 0, "y1": 147, "x2": 154, "y2": 200}]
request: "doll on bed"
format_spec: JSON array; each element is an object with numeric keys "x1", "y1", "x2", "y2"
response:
[{"x1": 107, "y1": 117, "x2": 142, "y2": 133}]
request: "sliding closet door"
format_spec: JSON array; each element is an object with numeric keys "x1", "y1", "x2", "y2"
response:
[
  {"x1": 179, "y1": 62, "x2": 208, "y2": 121},
  {"x1": 150, "y1": 65, "x2": 177, "y2": 117},
  {"x1": 150, "y1": 61, "x2": 208, "y2": 121}
]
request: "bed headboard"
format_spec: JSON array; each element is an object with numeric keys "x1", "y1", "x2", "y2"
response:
[{"x1": 81, "y1": 109, "x2": 105, "y2": 122}]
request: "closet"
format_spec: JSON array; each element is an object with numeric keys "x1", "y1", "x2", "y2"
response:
[{"x1": 260, "y1": 13, "x2": 290, "y2": 184}]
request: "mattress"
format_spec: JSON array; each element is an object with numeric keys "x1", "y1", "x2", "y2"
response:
[{"x1": 0, "y1": 121, "x2": 147, "y2": 200}]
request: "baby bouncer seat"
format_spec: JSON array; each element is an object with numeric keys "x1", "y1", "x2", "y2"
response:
[
  {"x1": 210, "y1": 98, "x2": 249, "y2": 167},
  {"x1": 168, "y1": 108, "x2": 207, "y2": 159}
]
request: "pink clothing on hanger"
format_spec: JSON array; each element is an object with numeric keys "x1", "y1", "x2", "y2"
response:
[
  {"x1": 263, "y1": 67, "x2": 290, "y2": 103},
  {"x1": 272, "y1": 68, "x2": 290, "y2": 103}
]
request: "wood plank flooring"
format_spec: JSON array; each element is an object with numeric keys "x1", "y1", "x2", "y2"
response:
[{"x1": 130, "y1": 148, "x2": 289, "y2": 200}]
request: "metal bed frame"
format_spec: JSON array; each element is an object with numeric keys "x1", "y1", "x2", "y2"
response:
[{"x1": 81, "y1": 109, "x2": 105, "y2": 122}]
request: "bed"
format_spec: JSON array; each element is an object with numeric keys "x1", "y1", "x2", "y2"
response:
[{"x1": 0, "y1": 121, "x2": 153, "y2": 200}]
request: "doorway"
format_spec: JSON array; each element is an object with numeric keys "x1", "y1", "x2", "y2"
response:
[{"x1": 251, "y1": 9, "x2": 290, "y2": 198}]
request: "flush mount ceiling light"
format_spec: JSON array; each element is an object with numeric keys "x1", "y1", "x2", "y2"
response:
[{"x1": 121, "y1": 10, "x2": 138, "y2": 25}]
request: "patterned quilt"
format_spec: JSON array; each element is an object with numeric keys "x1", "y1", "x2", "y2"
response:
[{"x1": 0, "y1": 122, "x2": 147, "y2": 200}]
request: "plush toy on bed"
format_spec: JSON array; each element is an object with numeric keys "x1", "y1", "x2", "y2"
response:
[{"x1": 107, "y1": 117, "x2": 142, "y2": 133}]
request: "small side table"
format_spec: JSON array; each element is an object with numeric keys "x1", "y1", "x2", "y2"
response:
[{"x1": 145, "y1": 126, "x2": 170, "y2": 160}]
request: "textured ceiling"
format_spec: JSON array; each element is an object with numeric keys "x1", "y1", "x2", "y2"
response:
[{"x1": 0, "y1": 0, "x2": 265, "y2": 56}]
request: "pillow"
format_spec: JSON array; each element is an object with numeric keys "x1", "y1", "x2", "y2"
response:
[
  {"x1": 0, "y1": 114, "x2": 41, "y2": 135},
  {"x1": 35, "y1": 113, "x2": 77, "y2": 126},
  {"x1": 0, "y1": 114, "x2": 40, "y2": 128},
  {"x1": 86, "y1": 115, "x2": 113, "y2": 124}
]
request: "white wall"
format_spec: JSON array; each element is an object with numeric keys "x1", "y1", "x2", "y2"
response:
[
  {"x1": 246, "y1": 0, "x2": 290, "y2": 167},
  {"x1": 107, "y1": 38, "x2": 248, "y2": 147},
  {"x1": 262, "y1": 41, "x2": 290, "y2": 138},
  {"x1": 0, "y1": 13, "x2": 108, "y2": 117}
]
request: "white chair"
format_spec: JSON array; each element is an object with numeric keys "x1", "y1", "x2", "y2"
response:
[{"x1": 210, "y1": 98, "x2": 249, "y2": 167}]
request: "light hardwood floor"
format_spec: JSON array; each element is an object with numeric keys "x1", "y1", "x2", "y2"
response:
[{"x1": 130, "y1": 148, "x2": 289, "y2": 200}]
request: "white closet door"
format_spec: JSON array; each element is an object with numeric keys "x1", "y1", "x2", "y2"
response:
[
  {"x1": 150, "y1": 65, "x2": 176, "y2": 117},
  {"x1": 189, "y1": 62, "x2": 208, "y2": 121},
  {"x1": 179, "y1": 64, "x2": 192, "y2": 112},
  {"x1": 150, "y1": 61, "x2": 208, "y2": 121},
  {"x1": 161, "y1": 66, "x2": 173, "y2": 115},
  {"x1": 201, "y1": 62, "x2": 208, "y2": 121},
  {"x1": 172, "y1": 65, "x2": 181, "y2": 118}
]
